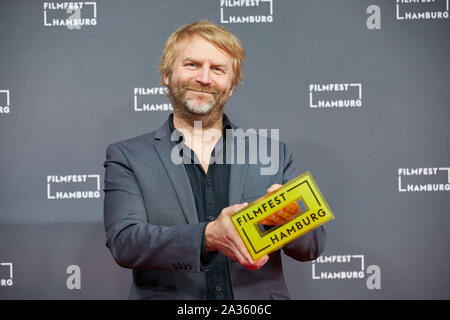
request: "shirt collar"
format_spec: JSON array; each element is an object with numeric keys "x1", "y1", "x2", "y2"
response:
[{"x1": 168, "y1": 113, "x2": 233, "y2": 142}]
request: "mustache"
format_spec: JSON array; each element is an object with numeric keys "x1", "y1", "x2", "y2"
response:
[{"x1": 182, "y1": 83, "x2": 219, "y2": 94}]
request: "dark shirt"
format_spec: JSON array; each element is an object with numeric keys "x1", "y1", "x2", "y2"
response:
[{"x1": 168, "y1": 113, "x2": 234, "y2": 300}]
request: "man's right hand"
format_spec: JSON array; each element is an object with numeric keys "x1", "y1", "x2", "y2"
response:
[{"x1": 204, "y1": 202, "x2": 269, "y2": 270}]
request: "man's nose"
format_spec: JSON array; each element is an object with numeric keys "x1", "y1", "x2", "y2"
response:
[{"x1": 195, "y1": 65, "x2": 212, "y2": 85}]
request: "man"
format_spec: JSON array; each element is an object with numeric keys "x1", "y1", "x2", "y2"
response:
[{"x1": 103, "y1": 20, "x2": 326, "y2": 300}]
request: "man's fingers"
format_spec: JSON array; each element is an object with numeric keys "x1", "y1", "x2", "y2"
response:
[
  {"x1": 217, "y1": 201, "x2": 270, "y2": 269},
  {"x1": 222, "y1": 210, "x2": 255, "y2": 264},
  {"x1": 242, "y1": 254, "x2": 269, "y2": 270},
  {"x1": 223, "y1": 202, "x2": 248, "y2": 216},
  {"x1": 228, "y1": 235, "x2": 256, "y2": 269},
  {"x1": 267, "y1": 184, "x2": 282, "y2": 193},
  {"x1": 233, "y1": 230, "x2": 268, "y2": 269},
  {"x1": 258, "y1": 255, "x2": 269, "y2": 266},
  {"x1": 226, "y1": 214, "x2": 268, "y2": 269}
]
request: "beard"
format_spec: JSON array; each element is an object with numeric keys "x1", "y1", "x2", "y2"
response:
[{"x1": 166, "y1": 77, "x2": 231, "y2": 127}]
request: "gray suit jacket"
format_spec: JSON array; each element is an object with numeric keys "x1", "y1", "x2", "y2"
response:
[{"x1": 103, "y1": 115, "x2": 326, "y2": 299}]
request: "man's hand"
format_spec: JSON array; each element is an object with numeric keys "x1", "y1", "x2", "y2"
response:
[
  {"x1": 205, "y1": 203, "x2": 269, "y2": 270},
  {"x1": 259, "y1": 184, "x2": 300, "y2": 226}
]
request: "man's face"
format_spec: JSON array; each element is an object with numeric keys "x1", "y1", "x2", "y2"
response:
[{"x1": 163, "y1": 35, "x2": 235, "y2": 115}]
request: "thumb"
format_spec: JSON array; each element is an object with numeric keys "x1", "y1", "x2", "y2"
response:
[
  {"x1": 267, "y1": 184, "x2": 282, "y2": 193},
  {"x1": 224, "y1": 202, "x2": 248, "y2": 216}
]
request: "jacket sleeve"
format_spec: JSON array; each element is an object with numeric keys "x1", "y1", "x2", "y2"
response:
[
  {"x1": 103, "y1": 143, "x2": 206, "y2": 272},
  {"x1": 280, "y1": 143, "x2": 327, "y2": 261}
]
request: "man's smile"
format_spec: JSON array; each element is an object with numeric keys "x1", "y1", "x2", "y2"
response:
[{"x1": 187, "y1": 88, "x2": 216, "y2": 95}]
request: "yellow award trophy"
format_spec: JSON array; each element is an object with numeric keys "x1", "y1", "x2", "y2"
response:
[{"x1": 230, "y1": 171, "x2": 335, "y2": 260}]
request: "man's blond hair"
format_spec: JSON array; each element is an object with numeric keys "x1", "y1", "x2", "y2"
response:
[{"x1": 160, "y1": 20, "x2": 245, "y2": 89}]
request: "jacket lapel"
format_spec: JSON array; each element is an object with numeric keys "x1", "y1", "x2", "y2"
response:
[
  {"x1": 226, "y1": 117, "x2": 249, "y2": 206},
  {"x1": 153, "y1": 120, "x2": 199, "y2": 224},
  {"x1": 228, "y1": 163, "x2": 248, "y2": 205}
]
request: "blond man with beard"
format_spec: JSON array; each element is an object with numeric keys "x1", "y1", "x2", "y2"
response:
[{"x1": 103, "y1": 20, "x2": 326, "y2": 300}]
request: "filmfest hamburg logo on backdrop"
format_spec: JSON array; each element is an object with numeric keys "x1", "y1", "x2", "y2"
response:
[
  {"x1": 0, "y1": 90, "x2": 10, "y2": 114},
  {"x1": 398, "y1": 167, "x2": 450, "y2": 192},
  {"x1": 309, "y1": 83, "x2": 362, "y2": 109},
  {"x1": 0, "y1": 263, "x2": 13, "y2": 287},
  {"x1": 312, "y1": 254, "x2": 381, "y2": 290},
  {"x1": 43, "y1": 2, "x2": 97, "y2": 29},
  {"x1": 396, "y1": 0, "x2": 449, "y2": 20},
  {"x1": 220, "y1": 0, "x2": 273, "y2": 24},
  {"x1": 133, "y1": 87, "x2": 173, "y2": 112},
  {"x1": 47, "y1": 174, "x2": 101, "y2": 199}
]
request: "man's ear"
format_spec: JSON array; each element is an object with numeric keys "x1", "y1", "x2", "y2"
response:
[
  {"x1": 162, "y1": 71, "x2": 169, "y2": 86},
  {"x1": 229, "y1": 85, "x2": 236, "y2": 97}
]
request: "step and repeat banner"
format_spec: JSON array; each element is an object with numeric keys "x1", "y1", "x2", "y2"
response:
[{"x1": 0, "y1": 0, "x2": 449, "y2": 299}]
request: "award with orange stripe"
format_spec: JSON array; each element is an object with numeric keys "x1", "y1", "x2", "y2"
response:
[{"x1": 230, "y1": 171, "x2": 335, "y2": 260}]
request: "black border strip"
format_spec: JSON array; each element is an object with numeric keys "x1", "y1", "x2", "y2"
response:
[{"x1": 287, "y1": 180, "x2": 321, "y2": 206}]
